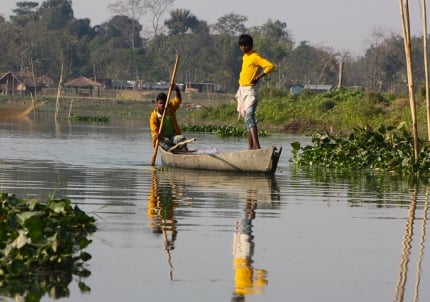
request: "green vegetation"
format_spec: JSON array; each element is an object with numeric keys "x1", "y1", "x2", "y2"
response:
[
  {"x1": 182, "y1": 124, "x2": 268, "y2": 138},
  {"x1": 290, "y1": 124, "x2": 430, "y2": 176},
  {"x1": 69, "y1": 115, "x2": 109, "y2": 122},
  {"x1": 257, "y1": 88, "x2": 401, "y2": 133},
  {"x1": 0, "y1": 0, "x2": 428, "y2": 95},
  {"x1": 179, "y1": 88, "x2": 430, "y2": 176},
  {"x1": 0, "y1": 193, "x2": 96, "y2": 300},
  {"x1": 8, "y1": 86, "x2": 430, "y2": 175},
  {"x1": 181, "y1": 88, "x2": 418, "y2": 135}
]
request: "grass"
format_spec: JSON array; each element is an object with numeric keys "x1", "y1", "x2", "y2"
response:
[{"x1": 1, "y1": 88, "x2": 426, "y2": 139}]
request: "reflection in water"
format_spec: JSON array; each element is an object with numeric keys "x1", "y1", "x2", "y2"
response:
[
  {"x1": 414, "y1": 188, "x2": 429, "y2": 301},
  {"x1": 231, "y1": 189, "x2": 272, "y2": 301},
  {"x1": 394, "y1": 186, "x2": 429, "y2": 302},
  {"x1": 147, "y1": 170, "x2": 178, "y2": 280},
  {"x1": 145, "y1": 168, "x2": 280, "y2": 297}
]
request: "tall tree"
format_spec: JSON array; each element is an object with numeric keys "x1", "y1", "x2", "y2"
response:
[
  {"x1": 39, "y1": 0, "x2": 74, "y2": 30},
  {"x1": 10, "y1": 1, "x2": 39, "y2": 26},
  {"x1": 164, "y1": 9, "x2": 199, "y2": 35},
  {"x1": 250, "y1": 19, "x2": 293, "y2": 88},
  {"x1": 143, "y1": 0, "x2": 174, "y2": 37},
  {"x1": 213, "y1": 13, "x2": 248, "y2": 36},
  {"x1": 286, "y1": 41, "x2": 337, "y2": 86},
  {"x1": 109, "y1": 0, "x2": 144, "y2": 49},
  {"x1": 98, "y1": 15, "x2": 142, "y2": 49}
]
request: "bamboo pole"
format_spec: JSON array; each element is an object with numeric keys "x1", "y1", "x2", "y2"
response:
[
  {"x1": 68, "y1": 99, "x2": 74, "y2": 120},
  {"x1": 337, "y1": 59, "x2": 344, "y2": 90},
  {"x1": 422, "y1": 0, "x2": 430, "y2": 141},
  {"x1": 399, "y1": 0, "x2": 420, "y2": 163},
  {"x1": 55, "y1": 60, "x2": 64, "y2": 121},
  {"x1": 31, "y1": 59, "x2": 37, "y2": 101},
  {"x1": 150, "y1": 54, "x2": 180, "y2": 166}
]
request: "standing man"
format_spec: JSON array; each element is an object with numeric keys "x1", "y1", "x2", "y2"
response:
[{"x1": 236, "y1": 34, "x2": 274, "y2": 150}]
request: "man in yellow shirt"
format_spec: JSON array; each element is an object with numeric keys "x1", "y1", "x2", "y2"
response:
[
  {"x1": 236, "y1": 34, "x2": 275, "y2": 149},
  {"x1": 149, "y1": 84, "x2": 186, "y2": 151}
]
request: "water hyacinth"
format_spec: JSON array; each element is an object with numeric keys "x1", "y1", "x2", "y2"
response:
[
  {"x1": 182, "y1": 124, "x2": 268, "y2": 138},
  {"x1": 0, "y1": 193, "x2": 96, "y2": 300},
  {"x1": 290, "y1": 123, "x2": 430, "y2": 175},
  {"x1": 69, "y1": 115, "x2": 109, "y2": 122}
]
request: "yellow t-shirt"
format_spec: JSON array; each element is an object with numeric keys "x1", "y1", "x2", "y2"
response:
[{"x1": 239, "y1": 50, "x2": 274, "y2": 86}]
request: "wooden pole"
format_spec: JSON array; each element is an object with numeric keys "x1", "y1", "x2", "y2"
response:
[
  {"x1": 422, "y1": 0, "x2": 430, "y2": 141},
  {"x1": 55, "y1": 60, "x2": 64, "y2": 122},
  {"x1": 399, "y1": 0, "x2": 419, "y2": 163},
  {"x1": 150, "y1": 54, "x2": 180, "y2": 166},
  {"x1": 337, "y1": 59, "x2": 344, "y2": 90}
]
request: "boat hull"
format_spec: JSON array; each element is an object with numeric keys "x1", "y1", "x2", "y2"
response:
[
  {"x1": 0, "y1": 100, "x2": 45, "y2": 118},
  {"x1": 160, "y1": 146, "x2": 282, "y2": 174}
]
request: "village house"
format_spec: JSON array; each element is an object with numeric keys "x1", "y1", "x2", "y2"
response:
[
  {"x1": 289, "y1": 84, "x2": 334, "y2": 95},
  {"x1": 0, "y1": 71, "x2": 44, "y2": 96},
  {"x1": 64, "y1": 76, "x2": 102, "y2": 97}
]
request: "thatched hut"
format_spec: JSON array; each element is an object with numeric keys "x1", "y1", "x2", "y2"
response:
[
  {"x1": 0, "y1": 71, "x2": 42, "y2": 96},
  {"x1": 64, "y1": 76, "x2": 102, "y2": 97}
]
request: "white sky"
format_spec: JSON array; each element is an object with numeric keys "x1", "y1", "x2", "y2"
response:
[{"x1": 0, "y1": 0, "x2": 425, "y2": 56}]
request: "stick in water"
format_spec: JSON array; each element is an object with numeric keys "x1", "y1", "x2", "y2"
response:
[{"x1": 150, "y1": 54, "x2": 180, "y2": 166}]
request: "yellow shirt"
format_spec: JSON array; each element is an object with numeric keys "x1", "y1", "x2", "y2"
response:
[
  {"x1": 149, "y1": 97, "x2": 182, "y2": 145},
  {"x1": 239, "y1": 50, "x2": 274, "y2": 86}
]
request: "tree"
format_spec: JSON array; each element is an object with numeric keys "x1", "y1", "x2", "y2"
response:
[
  {"x1": 98, "y1": 15, "x2": 143, "y2": 49},
  {"x1": 109, "y1": 0, "x2": 145, "y2": 49},
  {"x1": 360, "y1": 33, "x2": 405, "y2": 91},
  {"x1": 249, "y1": 19, "x2": 293, "y2": 89},
  {"x1": 164, "y1": 9, "x2": 199, "y2": 35},
  {"x1": 39, "y1": 0, "x2": 74, "y2": 30},
  {"x1": 286, "y1": 41, "x2": 337, "y2": 86},
  {"x1": 213, "y1": 13, "x2": 248, "y2": 36},
  {"x1": 142, "y1": 0, "x2": 174, "y2": 37},
  {"x1": 10, "y1": 1, "x2": 39, "y2": 26}
]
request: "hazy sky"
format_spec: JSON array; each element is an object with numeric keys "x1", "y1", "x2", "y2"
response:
[{"x1": 1, "y1": 0, "x2": 425, "y2": 56}]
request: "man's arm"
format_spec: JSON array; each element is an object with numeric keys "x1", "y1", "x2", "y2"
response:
[
  {"x1": 170, "y1": 84, "x2": 182, "y2": 110},
  {"x1": 251, "y1": 55, "x2": 274, "y2": 85},
  {"x1": 174, "y1": 84, "x2": 181, "y2": 100}
]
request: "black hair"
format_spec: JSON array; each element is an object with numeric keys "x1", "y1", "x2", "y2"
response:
[
  {"x1": 238, "y1": 34, "x2": 253, "y2": 48},
  {"x1": 156, "y1": 92, "x2": 167, "y2": 102}
]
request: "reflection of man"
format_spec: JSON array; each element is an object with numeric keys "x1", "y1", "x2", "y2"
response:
[
  {"x1": 231, "y1": 193, "x2": 268, "y2": 301},
  {"x1": 147, "y1": 171, "x2": 178, "y2": 278}
]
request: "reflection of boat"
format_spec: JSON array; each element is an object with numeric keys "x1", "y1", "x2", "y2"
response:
[
  {"x1": 156, "y1": 168, "x2": 280, "y2": 203},
  {"x1": 160, "y1": 146, "x2": 282, "y2": 174},
  {"x1": 0, "y1": 100, "x2": 45, "y2": 118}
]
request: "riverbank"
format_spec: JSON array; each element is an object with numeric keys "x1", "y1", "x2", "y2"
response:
[
  {"x1": 0, "y1": 92, "x2": 239, "y2": 126},
  {"x1": 0, "y1": 88, "x2": 423, "y2": 137}
]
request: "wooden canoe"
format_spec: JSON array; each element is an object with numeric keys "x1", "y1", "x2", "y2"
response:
[
  {"x1": 160, "y1": 146, "x2": 282, "y2": 174},
  {"x1": 0, "y1": 100, "x2": 45, "y2": 118}
]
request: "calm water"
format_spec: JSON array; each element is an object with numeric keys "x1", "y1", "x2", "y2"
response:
[{"x1": 0, "y1": 115, "x2": 429, "y2": 302}]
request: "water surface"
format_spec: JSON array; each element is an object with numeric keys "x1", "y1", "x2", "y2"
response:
[{"x1": 0, "y1": 117, "x2": 429, "y2": 302}]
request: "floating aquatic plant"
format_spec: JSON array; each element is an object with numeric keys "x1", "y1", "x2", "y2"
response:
[
  {"x1": 0, "y1": 193, "x2": 96, "y2": 300},
  {"x1": 182, "y1": 124, "x2": 268, "y2": 138},
  {"x1": 290, "y1": 123, "x2": 430, "y2": 176},
  {"x1": 69, "y1": 115, "x2": 109, "y2": 122}
]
